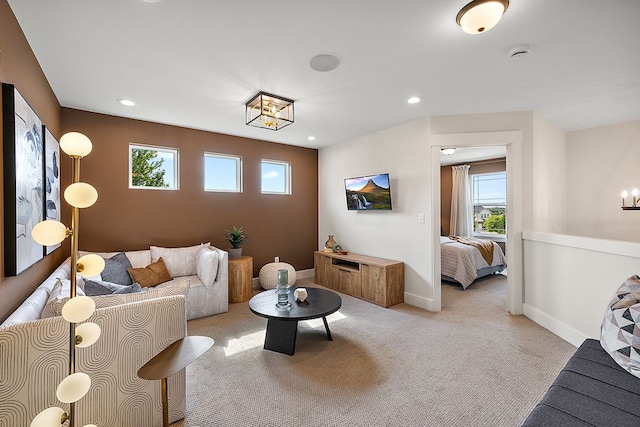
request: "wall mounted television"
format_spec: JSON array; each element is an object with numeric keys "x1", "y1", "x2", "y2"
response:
[{"x1": 344, "y1": 173, "x2": 392, "y2": 211}]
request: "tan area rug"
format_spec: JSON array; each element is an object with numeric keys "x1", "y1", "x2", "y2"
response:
[{"x1": 172, "y1": 274, "x2": 576, "y2": 427}]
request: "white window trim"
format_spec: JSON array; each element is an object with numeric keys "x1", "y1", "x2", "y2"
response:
[
  {"x1": 471, "y1": 171, "x2": 507, "y2": 237},
  {"x1": 261, "y1": 159, "x2": 291, "y2": 195},
  {"x1": 204, "y1": 152, "x2": 243, "y2": 193},
  {"x1": 128, "y1": 143, "x2": 179, "y2": 190}
]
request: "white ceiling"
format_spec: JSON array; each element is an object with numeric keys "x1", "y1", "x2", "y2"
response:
[{"x1": 8, "y1": 0, "x2": 640, "y2": 149}]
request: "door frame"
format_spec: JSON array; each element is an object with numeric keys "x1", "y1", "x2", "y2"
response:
[{"x1": 430, "y1": 130, "x2": 523, "y2": 314}]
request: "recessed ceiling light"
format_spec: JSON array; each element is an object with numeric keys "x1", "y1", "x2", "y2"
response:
[
  {"x1": 309, "y1": 54, "x2": 340, "y2": 72},
  {"x1": 308, "y1": 136, "x2": 316, "y2": 141},
  {"x1": 140, "y1": 0, "x2": 162, "y2": 3},
  {"x1": 441, "y1": 148, "x2": 456, "y2": 155},
  {"x1": 407, "y1": 97, "x2": 421, "y2": 104},
  {"x1": 118, "y1": 99, "x2": 136, "y2": 107}
]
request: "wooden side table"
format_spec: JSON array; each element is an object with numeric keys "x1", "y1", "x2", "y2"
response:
[
  {"x1": 138, "y1": 336, "x2": 214, "y2": 427},
  {"x1": 228, "y1": 256, "x2": 253, "y2": 303}
]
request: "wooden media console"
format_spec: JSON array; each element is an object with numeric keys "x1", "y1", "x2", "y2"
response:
[{"x1": 314, "y1": 251, "x2": 404, "y2": 307}]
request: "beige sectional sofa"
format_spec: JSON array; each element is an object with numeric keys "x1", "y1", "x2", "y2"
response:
[{"x1": 0, "y1": 243, "x2": 228, "y2": 426}]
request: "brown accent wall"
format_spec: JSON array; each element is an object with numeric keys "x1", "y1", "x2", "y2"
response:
[
  {"x1": 0, "y1": 0, "x2": 66, "y2": 322},
  {"x1": 440, "y1": 158, "x2": 506, "y2": 236},
  {"x1": 61, "y1": 108, "x2": 318, "y2": 278}
]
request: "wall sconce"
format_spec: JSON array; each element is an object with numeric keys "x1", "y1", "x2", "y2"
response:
[
  {"x1": 245, "y1": 91, "x2": 294, "y2": 131},
  {"x1": 621, "y1": 189, "x2": 640, "y2": 210},
  {"x1": 30, "y1": 132, "x2": 104, "y2": 427},
  {"x1": 456, "y1": 0, "x2": 509, "y2": 34}
]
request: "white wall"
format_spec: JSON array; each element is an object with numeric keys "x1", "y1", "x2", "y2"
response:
[
  {"x1": 318, "y1": 118, "x2": 434, "y2": 308},
  {"x1": 532, "y1": 113, "x2": 567, "y2": 233},
  {"x1": 566, "y1": 119, "x2": 640, "y2": 242},
  {"x1": 523, "y1": 231, "x2": 640, "y2": 347}
]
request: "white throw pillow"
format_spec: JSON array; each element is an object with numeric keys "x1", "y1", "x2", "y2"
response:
[
  {"x1": 41, "y1": 278, "x2": 86, "y2": 318},
  {"x1": 150, "y1": 243, "x2": 210, "y2": 277},
  {"x1": 196, "y1": 248, "x2": 219, "y2": 287}
]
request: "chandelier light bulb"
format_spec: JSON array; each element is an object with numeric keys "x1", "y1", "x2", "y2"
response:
[
  {"x1": 31, "y1": 220, "x2": 68, "y2": 246},
  {"x1": 56, "y1": 372, "x2": 91, "y2": 403},
  {"x1": 30, "y1": 407, "x2": 67, "y2": 427},
  {"x1": 76, "y1": 254, "x2": 105, "y2": 277},
  {"x1": 60, "y1": 132, "x2": 92, "y2": 157},
  {"x1": 76, "y1": 322, "x2": 101, "y2": 348},
  {"x1": 61, "y1": 296, "x2": 96, "y2": 323},
  {"x1": 64, "y1": 182, "x2": 98, "y2": 208}
]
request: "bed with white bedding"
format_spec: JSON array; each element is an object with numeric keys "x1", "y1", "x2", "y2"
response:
[{"x1": 440, "y1": 236, "x2": 507, "y2": 289}]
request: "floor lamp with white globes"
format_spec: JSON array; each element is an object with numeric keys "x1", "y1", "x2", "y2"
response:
[{"x1": 30, "y1": 132, "x2": 105, "y2": 427}]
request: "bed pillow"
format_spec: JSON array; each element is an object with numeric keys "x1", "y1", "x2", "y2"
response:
[
  {"x1": 600, "y1": 275, "x2": 640, "y2": 378},
  {"x1": 150, "y1": 243, "x2": 210, "y2": 277},
  {"x1": 101, "y1": 252, "x2": 134, "y2": 285},
  {"x1": 127, "y1": 257, "x2": 172, "y2": 288},
  {"x1": 196, "y1": 247, "x2": 219, "y2": 287}
]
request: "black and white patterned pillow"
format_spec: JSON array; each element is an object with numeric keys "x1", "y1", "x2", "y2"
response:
[{"x1": 601, "y1": 275, "x2": 640, "y2": 378}]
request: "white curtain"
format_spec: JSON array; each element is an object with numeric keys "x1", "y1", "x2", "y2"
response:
[{"x1": 450, "y1": 164, "x2": 473, "y2": 237}]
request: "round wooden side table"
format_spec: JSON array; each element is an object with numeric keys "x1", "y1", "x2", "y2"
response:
[{"x1": 228, "y1": 255, "x2": 253, "y2": 303}]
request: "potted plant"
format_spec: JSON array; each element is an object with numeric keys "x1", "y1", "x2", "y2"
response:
[{"x1": 224, "y1": 226, "x2": 247, "y2": 259}]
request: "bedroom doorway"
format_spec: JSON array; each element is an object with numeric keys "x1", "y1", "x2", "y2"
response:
[
  {"x1": 430, "y1": 130, "x2": 523, "y2": 315},
  {"x1": 439, "y1": 147, "x2": 508, "y2": 306}
]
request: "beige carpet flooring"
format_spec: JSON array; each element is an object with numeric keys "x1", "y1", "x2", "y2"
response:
[{"x1": 172, "y1": 274, "x2": 576, "y2": 427}]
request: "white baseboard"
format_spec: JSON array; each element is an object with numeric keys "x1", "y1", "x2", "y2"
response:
[
  {"x1": 523, "y1": 303, "x2": 590, "y2": 348},
  {"x1": 404, "y1": 292, "x2": 440, "y2": 312}
]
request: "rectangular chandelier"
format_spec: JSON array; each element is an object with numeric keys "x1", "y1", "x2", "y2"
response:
[{"x1": 245, "y1": 91, "x2": 294, "y2": 131}]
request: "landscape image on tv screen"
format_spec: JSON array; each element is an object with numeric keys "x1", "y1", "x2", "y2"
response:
[{"x1": 344, "y1": 173, "x2": 392, "y2": 211}]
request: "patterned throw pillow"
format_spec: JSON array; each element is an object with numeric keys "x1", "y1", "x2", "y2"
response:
[
  {"x1": 601, "y1": 275, "x2": 640, "y2": 378},
  {"x1": 127, "y1": 257, "x2": 172, "y2": 288},
  {"x1": 101, "y1": 252, "x2": 134, "y2": 285}
]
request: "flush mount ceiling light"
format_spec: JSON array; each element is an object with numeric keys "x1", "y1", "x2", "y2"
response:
[
  {"x1": 456, "y1": 0, "x2": 509, "y2": 34},
  {"x1": 441, "y1": 148, "x2": 457, "y2": 155},
  {"x1": 407, "y1": 97, "x2": 421, "y2": 104},
  {"x1": 246, "y1": 91, "x2": 294, "y2": 131}
]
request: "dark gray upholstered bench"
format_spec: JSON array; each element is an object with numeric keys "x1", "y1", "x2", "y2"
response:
[{"x1": 522, "y1": 339, "x2": 640, "y2": 426}]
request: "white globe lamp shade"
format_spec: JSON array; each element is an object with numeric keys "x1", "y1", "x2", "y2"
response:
[
  {"x1": 61, "y1": 296, "x2": 95, "y2": 323},
  {"x1": 64, "y1": 182, "x2": 98, "y2": 208},
  {"x1": 60, "y1": 132, "x2": 92, "y2": 157},
  {"x1": 30, "y1": 406, "x2": 66, "y2": 427},
  {"x1": 31, "y1": 220, "x2": 67, "y2": 246},
  {"x1": 77, "y1": 254, "x2": 105, "y2": 277},
  {"x1": 76, "y1": 322, "x2": 101, "y2": 348},
  {"x1": 457, "y1": 0, "x2": 508, "y2": 34},
  {"x1": 56, "y1": 372, "x2": 91, "y2": 403}
]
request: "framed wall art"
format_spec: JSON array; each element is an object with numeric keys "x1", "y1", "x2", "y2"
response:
[
  {"x1": 2, "y1": 83, "x2": 44, "y2": 275},
  {"x1": 44, "y1": 126, "x2": 61, "y2": 255}
]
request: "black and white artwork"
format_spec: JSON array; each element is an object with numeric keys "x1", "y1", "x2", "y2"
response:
[
  {"x1": 2, "y1": 84, "x2": 44, "y2": 275},
  {"x1": 44, "y1": 127, "x2": 61, "y2": 255}
]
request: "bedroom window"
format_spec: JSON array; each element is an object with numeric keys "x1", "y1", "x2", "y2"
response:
[
  {"x1": 204, "y1": 153, "x2": 242, "y2": 192},
  {"x1": 472, "y1": 172, "x2": 506, "y2": 236},
  {"x1": 129, "y1": 144, "x2": 178, "y2": 190},
  {"x1": 261, "y1": 159, "x2": 291, "y2": 194}
]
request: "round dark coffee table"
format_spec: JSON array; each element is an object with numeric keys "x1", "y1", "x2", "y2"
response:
[{"x1": 249, "y1": 287, "x2": 342, "y2": 355}]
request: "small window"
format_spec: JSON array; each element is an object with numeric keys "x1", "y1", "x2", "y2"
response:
[
  {"x1": 204, "y1": 153, "x2": 242, "y2": 192},
  {"x1": 261, "y1": 159, "x2": 291, "y2": 194},
  {"x1": 472, "y1": 172, "x2": 506, "y2": 235},
  {"x1": 129, "y1": 144, "x2": 178, "y2": 190}
]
